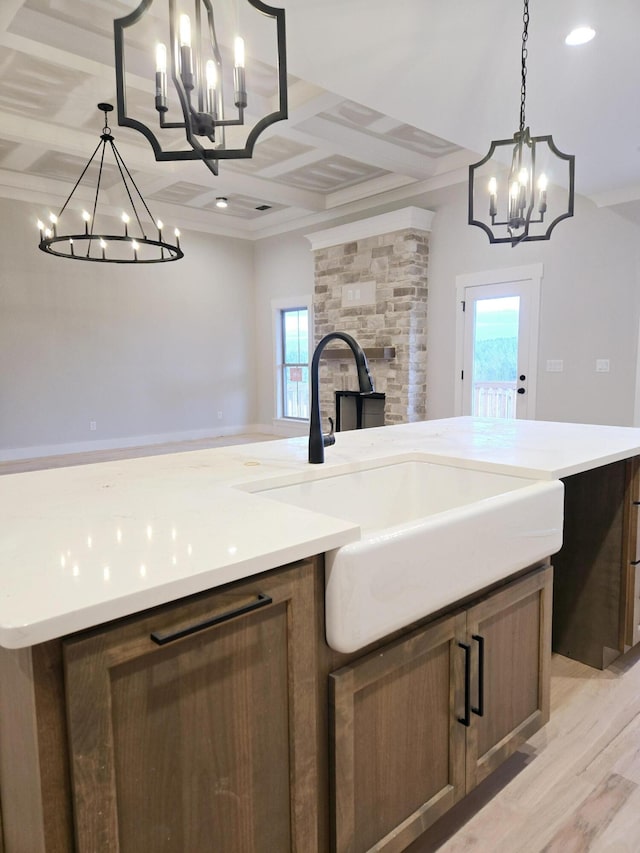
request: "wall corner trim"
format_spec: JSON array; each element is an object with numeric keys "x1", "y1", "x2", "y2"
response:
[{"x1": 305, "y1": 206, "x2": 435, "y2": 251}]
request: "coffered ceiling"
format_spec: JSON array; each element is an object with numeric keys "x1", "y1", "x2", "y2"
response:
[{"x1": 1, "y1": 0, "x2": 639, "y2": 240}]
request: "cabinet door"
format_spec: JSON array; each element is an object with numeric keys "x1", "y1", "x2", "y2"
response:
[
  {"x1": 330, "y1": 611, "x2": 467, "y2": 853},
  {"x1": 63, "y1": 560, "x2": 319, "y2": 853},
  {"x1": 623, "y1": 457, "x2": 640, "y2": 648},
  {"x1": 465, "y1": 565, "x2": 552, "y2": 790}
]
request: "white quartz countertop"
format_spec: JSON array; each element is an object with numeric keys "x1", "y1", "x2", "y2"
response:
[{"x1": 2, "y1": 416, "x2": 640, "y2": 649}]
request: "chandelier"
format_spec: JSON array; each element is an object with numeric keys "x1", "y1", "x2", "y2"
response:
[
  {"x1": 113, "y1": 0, "x2": 288, "y2": 177},
  {"x1": 37, "y1": 104, "x2": 183, "y2": 263},
  {"x1": 468, "y1": 0, "x2": 575, "y2": 246}
]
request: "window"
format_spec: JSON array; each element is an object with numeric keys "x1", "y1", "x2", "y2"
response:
[{"x1": 280, "y1": 307, "x2": 309, "y2": 419}]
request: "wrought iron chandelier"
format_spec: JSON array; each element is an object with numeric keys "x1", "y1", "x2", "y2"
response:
[
  {"x1": 37, "y1": 104, "x2": 183, "y2": 264},
  {"x1": 113, "y1": 0, "x2": 288, "y2": 177},
  {"x1": 468, "y1": 0, "x2": 575, "y2": 246}
]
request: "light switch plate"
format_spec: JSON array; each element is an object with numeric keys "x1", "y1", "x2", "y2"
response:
[
  {"x1": 546, "y1": 359, "x2": 563, "y2": 372},
  {"x1": 596, "y1": 359, "x2": 610, "y2": 373}
]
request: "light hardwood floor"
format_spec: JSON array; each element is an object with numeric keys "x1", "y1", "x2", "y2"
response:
[{"x1": 409, "y1": 645, "x2": 640, "y2": 852}]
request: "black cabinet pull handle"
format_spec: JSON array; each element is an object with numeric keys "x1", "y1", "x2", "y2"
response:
[
  {"x1": 150, "y1": 593, "x2": 272, "y2": 645},
  {"x1": 472, "y1": 634, "x2": 485, "y2": 717},
  {"x1": 458, "y1": 642, "x2": 471, "y2": 727}
]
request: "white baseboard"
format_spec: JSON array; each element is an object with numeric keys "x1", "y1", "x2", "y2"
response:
[
  {"x1": 0, "y1": 424, "x2": 280, "y2": 463},
  {"x1": 268, "y1": 418, "x2": 309, "y2": 438}
]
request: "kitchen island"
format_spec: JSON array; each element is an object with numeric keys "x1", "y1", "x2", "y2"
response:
[{"x1": 1, "y1": 417, "x2": 640, "y2": 852}]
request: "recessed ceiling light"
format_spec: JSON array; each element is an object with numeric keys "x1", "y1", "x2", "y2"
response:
[
  {"x1": 565, "y1": 26, "x2": 596, "y2": 46},
  {"x1": 215, "y1": 197, "x2": 228, "y2": 209}
]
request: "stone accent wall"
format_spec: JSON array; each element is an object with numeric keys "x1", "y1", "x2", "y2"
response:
[{"x1": 312, "y1": 227, "x2": 429, "y2": 426}]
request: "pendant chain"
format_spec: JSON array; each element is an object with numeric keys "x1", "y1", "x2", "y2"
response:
[{"x1": 520, "y1": 0, "x2": 529, "y2": 133}]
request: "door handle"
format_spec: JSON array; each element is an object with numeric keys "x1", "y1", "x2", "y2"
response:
[
  {"x1": 471, "y1": 634, "x2": 484, "y2": 717},
  {"x1": 517, "y1": 387, "x2": 526, "y2": 394},
  {"x1": 458, "y1": 642, "x2": 471, "y2": 727},
  {"x1": 150, "y1": 593, "x2": 272, "y2": 645}
]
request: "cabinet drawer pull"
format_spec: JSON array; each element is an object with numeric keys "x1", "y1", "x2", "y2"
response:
[
  {"x1": 471, "y1": 634, "x2": 484, "y2": 717},
  {"x1": 458, "y1": 642, "x2": 471, "y2": 727},
  {"x1": 150, "y1": 593, "x2": 273, "y2": 645}
]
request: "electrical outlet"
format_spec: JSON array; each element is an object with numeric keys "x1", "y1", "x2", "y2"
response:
[
  {"x1": 217, "y1": 411, "x2": 223, "y2": 420},
  {"x1": 596, "y1": 359, "x2": 610, "y2": 373},
  {"x1": 89, "y1": 421, "x2": 97, "y2": 431}
]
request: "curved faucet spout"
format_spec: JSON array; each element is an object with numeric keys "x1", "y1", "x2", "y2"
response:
[{"x1": 308, "y1": 332, "x2": 374, "y2": 464}]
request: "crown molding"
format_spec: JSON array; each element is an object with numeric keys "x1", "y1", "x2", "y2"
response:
[{"x1": 304, "y1": 206, "x2": 435, "y2": 250}]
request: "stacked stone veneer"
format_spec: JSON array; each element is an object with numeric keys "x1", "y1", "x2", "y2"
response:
[{"x1": 312, "y1": 227, "x2": 429, "y2": 426}]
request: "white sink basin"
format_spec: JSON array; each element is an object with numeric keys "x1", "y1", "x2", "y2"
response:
[{"x1": 253, "y1": 458, "x2": 564, "y2": 652}]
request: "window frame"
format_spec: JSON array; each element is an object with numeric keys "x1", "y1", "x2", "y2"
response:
[{"x1": 271, "y1": 296, "x2": 312, "y2": 424}]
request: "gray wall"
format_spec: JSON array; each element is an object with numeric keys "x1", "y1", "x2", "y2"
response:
[
  {"x1": 0, "y1": 197, "x2": 256, "y2": 457},
  {"x1": 254, "y1": 187, "x2": 640, "y2": 428},
  {"x1": 253, "y1": 231, "x2": 314, "y2": 430},
  {"x1": 427, "y1": 183, "x2": 640, "y2": 424},
  {"x1": 3, "y1": 183, "x2": 640, "y2": 459}
]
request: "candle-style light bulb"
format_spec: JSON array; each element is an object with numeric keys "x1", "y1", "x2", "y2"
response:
[
  {"x1": 178, "y1": 15, "x2": 194, "y2": 89},
  {"x1": 37, "y1": 219, "x2": 45, "y2": 233},
  {"x1": 488, "y1": 177, "x2": 497, "y2": 218},
  {"x1": 49, "y1": 212, "x2": 58, "y2": 237},
  {"x1": 179, "y1": 14, "x2": 191, "y2": 47},
  {"x1": 205, "y1": 60, "x2": 218, "y2": 115},
  {"x1": 131, "y1": 240, "x2": 140, "y2": 260},
  {"x1": 100, "y1": 238, "x2": 107, "y2": 260},
  {"x1": 156, "y1": 43, "x2": 167, "y2": 74},
  {"x1": 155, "y1": 43, "x2": 168, "y2": 112},
  {"x1": 234, "y1": 36, "x2": 245, "y2": 68},
  {"x1": 157, "y1": 219, "x2": 163, "y2": 232},
  {"x1": 69, "y1": 238, "x2": 75, "y2": 257},
  {"x1": 233, "y1": 36, "x2": 247, "y2": 109},
  {"x1": 174, "y1": 228, "x2": 181, "y2": 249},
  {"x1": 82, "y1": 209, "x2": 91, "y2": 235},
  {"x1": 537, "y1": 173, "x2": 548, "y2": 215},
  {"x1": 509, "y1": 181, "x2": 519, "y2": 222},
  {"x1": 121, "y1": 212, "x2": 130, "y2": 236},
  {"x1": 517, "y1": 168, "x2": 528, "y2": 213}
]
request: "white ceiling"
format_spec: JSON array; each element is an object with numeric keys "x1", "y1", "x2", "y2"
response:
[{"x1": 2, "y1": 0, "x2": 639, "y2": 240}]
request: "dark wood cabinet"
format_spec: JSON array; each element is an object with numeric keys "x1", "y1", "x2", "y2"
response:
[
  {"x1": 465, "y1": 567, "x2": 552, "y2": 790},
  {"x1": 553, "y1": 456, "x2": 640, "y2": 669},
  {"x1": 0, "y1": 557, "x2": 554, "y2": 853},
  {"x1": 623, "y1": 456, "x2": 640, "y2": 648},
  {"x1": 330, "y1": 565, "x2": 552, "y2": 853},
  {"x1": 63, "y1": 559, "x2": 320, "y2": 853}
]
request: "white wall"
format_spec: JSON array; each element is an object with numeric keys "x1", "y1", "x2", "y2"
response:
[
  {"x1": 0, "y1": 197, "x2": 256, "y2": 458},
  {"x1": 426, "y1": 183, "x2": 640, "y2": 425},
  {"x1": 253, "y1": 231, "x2": 314, "y2": 428}
]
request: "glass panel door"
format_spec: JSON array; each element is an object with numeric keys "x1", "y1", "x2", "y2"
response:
[{"x1": 461, "y1": 280, "x2": 535, "y2": 419}]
